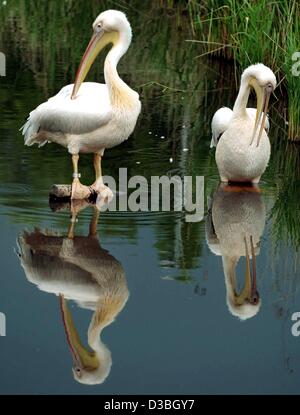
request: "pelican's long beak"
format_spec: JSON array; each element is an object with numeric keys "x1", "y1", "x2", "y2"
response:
[
  {"x1": 250, "y1": 81, "x2": 274, "y2": 146},
  {"x1": 59, "y1": 295, "x2": 99, "y2": 375},
  {"x1": 255, "y1": 87, "x2": 272, "y2": 147},
  {"x1": 235, "y1": 237, "x2": 259, "y2": 305},
  {"x1": 71, "y1": 30, "x2": 116, "y2": 100}
]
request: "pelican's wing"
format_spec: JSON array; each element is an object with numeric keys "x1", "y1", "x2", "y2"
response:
[
  {"x1": 246, "y1": 108, "x2": 270, "y2": 133},
  {"x1": 21, "y1": 82, "x2": 112, "y2": 146},
  {"x1": 210, "y1": 107, "x2": 233, "y2": 148}
]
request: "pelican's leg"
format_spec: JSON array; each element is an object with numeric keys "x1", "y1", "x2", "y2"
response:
[
  {"x1": 71, "y1": 154, "x2": 92, "y2": 200},
  {"x1": 67, "y1": 199, "x2": 90, "y2": 239},
  {"x1": 89, "y1": 207, "x2": 100, "y2": 238},
  {"x1": 90, "y1": 153, "x2": 113, "y2": 203},
  {"x1": 67, "y1": 210, "x2": 77, "y2": 239}
]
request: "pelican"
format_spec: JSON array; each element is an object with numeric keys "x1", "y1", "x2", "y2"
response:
[
  {"x1": 212, "y1": 64, "x2": 276, "y2": 183},
  {"x1": 206, "y1": 184, "x2": 266, "y2": 320},
  {"x1": 210, "y1": 107, "x2": 269, "y2": 148},
  {"x1": 17, "y1": 205, "x2": 129, "y2": 385},
  {"x1": 21, "y1": 10, "x2": 141, "y2": 201}
]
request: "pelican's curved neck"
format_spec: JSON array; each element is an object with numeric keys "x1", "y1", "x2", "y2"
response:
[
  {"x1": 222, "y1": 255, "x2": 239, "y2": 298},
  {"x1": 232, "y1": 78, "x2": 250, "y2": 117},
  {"x1": 88, "y1": 299, "x2": 121, "y2": 350},
  {"x1": 88, "y1": 311, "x2": 109, "y2": 351},
  {"x1": 104, "y1": 30, "x2": 134, "y2": 107},
  {"x1": 88, "y1": 324, "x2": 109, "y2": 361}
]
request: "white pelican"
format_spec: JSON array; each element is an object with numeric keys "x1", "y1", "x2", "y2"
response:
[
  {"x1": 212, "y1": 64, "x2": 276, "y2": 183},
  {"x1": 206, "y1": 184, "x2": 266, "y2": 320},
  {"x1": 211, "y1": 107, "x2": 269, "y2": 148},
  {"x1": 17, "y1": 206, "x2": 129, "y2": 385},
  {"x1": 21, "y1": 10, "x2": 141, "y2": 200}
]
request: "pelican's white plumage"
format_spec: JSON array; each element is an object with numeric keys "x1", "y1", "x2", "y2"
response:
[
  {"x1": 21, "y1": 10, "x2": 141, "y2": 200},
  {"x1": 206, "y1": 185, "x2": 266, "y2": 320},
  {"x1": 210, "y1": 107, "x2": 233, "y2": 148},
  {"x1": 212, "y1": 64, "x2": 276, "y2": 183},
  {"x1": 210, "y1": 107, "x2": 269, "y2": 148},
  {"x1": 23, "y1": 83, "x2": 111, "y2": 147}
]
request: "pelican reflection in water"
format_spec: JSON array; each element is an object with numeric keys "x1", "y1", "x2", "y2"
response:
[
  {"x1": 17, "y1": 203, "x2": 129, "y2": 385},
  {"x1": 206, "y1": 184, "x2": 266, "y2": 320}
]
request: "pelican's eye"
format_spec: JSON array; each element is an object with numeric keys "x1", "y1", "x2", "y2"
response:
[
  {"x1": 74, "y1": 367, "x2": 82, "y2": 377},
  {"x1": 266, "y1": 83, "x2": 274, "y2": 93},
  {"x1": 251, "y1": 291, "x2": 260, "y2": 305},
  {"x1": 95, "y1": 22, "x2": 103, "y2": 33}
]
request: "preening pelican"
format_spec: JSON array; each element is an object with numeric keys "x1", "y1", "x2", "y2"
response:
[
  {"x1": 212, "y1": 64, "x2": 276, "y2": 183},
  {"x1": 21, "y1": 10, "x2": 141, "y2": 200},
  {"x1": 17, "y1": 206, "x2": 129, "y2": 385},
  {"x1": 211, "y1": 107, "x2": 269, "y2": 148},
  {"x1": 206, "y1": 184, "x2": 266, "y2": 320}
]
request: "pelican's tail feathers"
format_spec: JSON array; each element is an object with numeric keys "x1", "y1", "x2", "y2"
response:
[{"x1": 20, "y1": 113, "x2": 47, "y2": 147}]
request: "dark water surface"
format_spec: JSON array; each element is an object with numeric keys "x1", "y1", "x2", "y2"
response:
[{"x1": 0, "y1": 1, "x2": 299, "y2": 395}]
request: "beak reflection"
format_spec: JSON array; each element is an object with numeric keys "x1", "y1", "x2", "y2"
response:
[{"x1": 235, "y1": 236, "x2": 259, "y2": 306}]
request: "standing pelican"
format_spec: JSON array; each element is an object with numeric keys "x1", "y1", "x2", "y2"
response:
[
  {"x1": 206, "y1": 184, "x2": 266, "y2": 320},
  {"x1": 21, "y1": 10, "x2": 141, "y2": 200},
  {"x1": 17, "y1": 205, "x2": 129, "y2": 385},
  {"x1": 212, "y1": 64, "x2": 276, "y2": 183}
]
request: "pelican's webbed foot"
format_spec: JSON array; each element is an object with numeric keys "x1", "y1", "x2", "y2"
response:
[
  {"x1": 71, "y1": 178, "x2": 92, "y2": 200},
  {"x1": 90, "y1": 182, "x2": 113, "y2": 205}
]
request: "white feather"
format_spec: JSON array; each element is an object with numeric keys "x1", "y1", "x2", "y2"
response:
[
  {"x1": 211, "y1": 107, "x2": 270, "y2": 148},
  {"x1": 21, "y1": 83, "x2": 112, "y2": 146}
]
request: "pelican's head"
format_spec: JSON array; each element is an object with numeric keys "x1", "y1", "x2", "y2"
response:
[
  {"x1": 223, "y1": 236, "x2": 261, "y2": 321},
  {"x1": 72, "y1": 350, "x2": 112, "y2": 386},
  {"x1": 242, "y1": 63, "x2": 276, "y2": 146},
  {"x1": 71, "y1": 10, "x2": 132, "y2": 99},
  {"x1": 72, "y1": 351, "x2": 112, "y2": 386},
  {"x1": 60, "y1": 280, "x2": 128, "y2": 385},
  {"x1": 60, "y1": 295, "x2": 112, "y2": 385},
  {"x1": 227, "y1": 293, "x2": 261, "y2": 321},
  {"x1": 224, "y1": 256, "x2": 261, "y2": 321}
]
